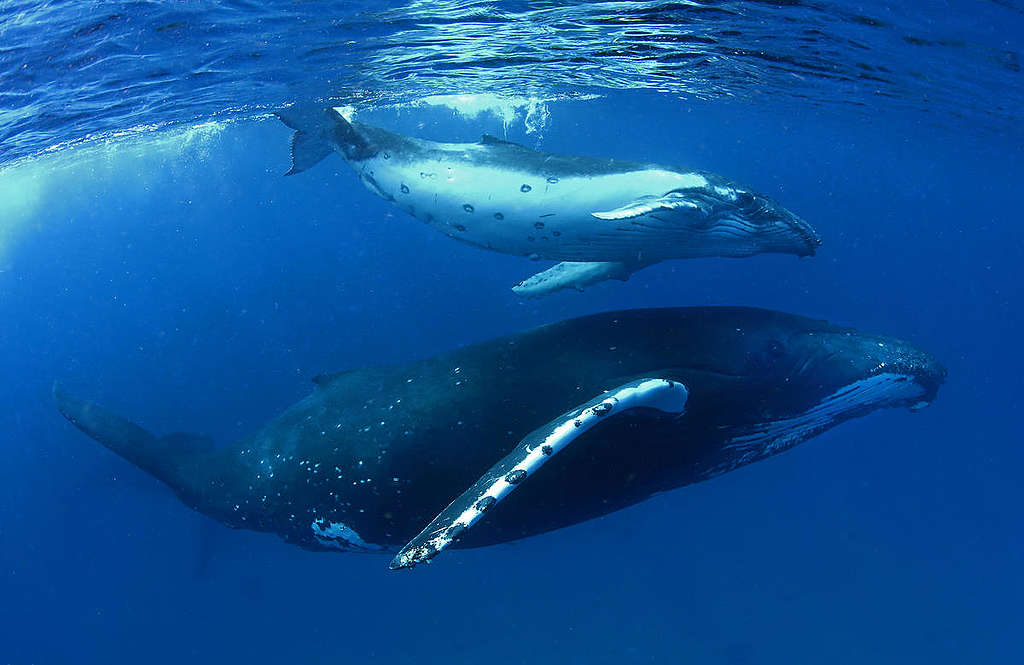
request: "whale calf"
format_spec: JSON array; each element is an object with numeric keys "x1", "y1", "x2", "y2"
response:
[
  {"x1": 55, "y1": 307, "x2": 942, "y2": 569},
  {"x1": 277, "y1": 108, "x2": 821, "y2": 295}
]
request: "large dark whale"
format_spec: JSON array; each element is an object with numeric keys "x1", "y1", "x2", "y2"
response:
[
  {"x1": 277, "y1": 108, "x2": 821, "y2": 296},
  {"x1": 55, "y1": 308, "x2": 943, "y2": 570}
]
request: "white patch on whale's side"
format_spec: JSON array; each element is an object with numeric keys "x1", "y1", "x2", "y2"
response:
[
  {"x1": 312, "y1": 518, "x2": 385, "y2": 552},
  {"x1": 355, "y1": 155, "x2": 724, "y2": 260}
]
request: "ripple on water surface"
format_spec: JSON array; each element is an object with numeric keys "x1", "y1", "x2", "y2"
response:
[{"x1": 0, "y1": 0, "x2": 1021, "y2": 164}]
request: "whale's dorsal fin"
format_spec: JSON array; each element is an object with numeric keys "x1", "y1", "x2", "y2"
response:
[
  {"x1": 591, "y1": 192, "x2": 701, "y2": 221},
  {"x1": 480, "y1": 134, "x2": 526, "y2": 148},
  {"x1": 389, "y1": 378, "x2": 688, "y2": 570},
  {"x1": 312, "y1": 369, "x2": 358, "y2": 388}
]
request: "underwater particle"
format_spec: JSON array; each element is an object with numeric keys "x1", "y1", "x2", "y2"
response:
[
  {"x1": 505, "y1": 469, "x2": 527, "y2": 484},
  {"x1": 547, "y1": 176, "x2": 559, "y2": 184},
  {"x1": 455, "y1": 224, "x2": 467, "y2": 232},
  {"x1": 521, "y1": 184, "x2": 532, "y2": 193},
  {"x1": 494, "y1": 212, "x2": 504, "y2": 220},
  {"x1": 463, "y1": 203, "x2": 474, "y2": 213},
  {"x1": 534, "y1": 221, "x2": 545, "y2": 230},
  {"x1": 541, "y1": 444, "x2": 553, "y2": 456},
  {"x1": 400, "y1": 184, "x2": 409, "y2": 194},
  {"x1": 476, "y1": 496, "x2": 496, "y2": 512}
]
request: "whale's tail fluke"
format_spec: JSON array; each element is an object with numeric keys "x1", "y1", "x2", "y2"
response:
[
  {"x1": 53, "y1": 382, "x2": 218, "y2": 510},
  {"x1": 274, "y1": 106, "x2": 376, "y2": 175}
]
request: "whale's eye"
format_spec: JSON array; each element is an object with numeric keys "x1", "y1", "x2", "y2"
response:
[{"x1": 746, "y1": 339, "x2": 787, "y2": 374}]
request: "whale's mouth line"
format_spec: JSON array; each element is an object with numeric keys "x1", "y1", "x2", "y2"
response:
[
  {"x1": 626, "y1": 211, "x2": 819, "y2": 257},
  {"x1": 717, "y1": 210, "x2": 822, "y2": 256},
  {"x1": 627, "y1": 185, "x2": 821, "y2": 257},
  {"x1": 693, "y1": 188, "x2": 822, "y2": 256},
  {"x1": 722, "y1": 372, "x2": 928, "y2": 456}
]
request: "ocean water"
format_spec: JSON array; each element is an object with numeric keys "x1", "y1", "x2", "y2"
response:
[{"x1": 1, "y1": 1, "x2": 1022, "y2": 663}]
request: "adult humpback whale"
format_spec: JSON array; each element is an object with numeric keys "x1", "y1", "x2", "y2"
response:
[
  {"x1": 55, "y1": 308, "x2": 943, "y2": 570},
  {"x1": 276, "y1": 108, "x2": 821, "y2": 296}
]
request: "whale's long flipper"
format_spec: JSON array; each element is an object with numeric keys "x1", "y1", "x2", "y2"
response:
[
  {"x1": 390, "y1": 378, "x2": 689, "y2": 570},
  {"x1": 512, "y1": 261, "x2": 650, "y2": 298}
]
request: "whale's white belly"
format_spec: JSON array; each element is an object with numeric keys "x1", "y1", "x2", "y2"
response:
[{"x1": 354, "y1": 154, "x2": 709, "y2": 261}]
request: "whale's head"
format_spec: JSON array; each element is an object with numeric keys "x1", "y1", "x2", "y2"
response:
[
  {"x1": 672, "y1": 309, "x2": 945, "y2": 469},
  {"x1": 686, "y1": 183, "x2": 822, "y2": 258},
  {"x1": 641, "y1": 307, "x2": 945, "y2": 477},
  {"x1": 596, "y1": 171, "x2": 823, "y2": 259}
]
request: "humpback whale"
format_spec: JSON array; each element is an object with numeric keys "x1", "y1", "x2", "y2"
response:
[
  {"x1": 55, "y1": 307, "x2": 943, "y2": 570},
  {"x1": 276, "y1": 108, "x2": 821, "y2": 295}
]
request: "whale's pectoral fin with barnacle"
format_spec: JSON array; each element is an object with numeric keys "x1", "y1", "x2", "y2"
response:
[{"x1": 389, "y1": 378, "x2": 689, "y2": 570}]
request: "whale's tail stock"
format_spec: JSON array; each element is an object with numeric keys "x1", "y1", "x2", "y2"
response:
[
  {"x1": 53, "y1": 382, "x2": 220, "y2": 514},
  {"x1": 274, "y1": 106, "x2": 376, "y2": 175}
]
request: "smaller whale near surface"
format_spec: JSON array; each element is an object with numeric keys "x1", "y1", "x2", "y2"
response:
[
  {"x1": 277, "y1": 108, "x2": 821, "y2": 296},
  {"x1": 55, "y1": 308, "x2": 943, "y2": 570}
]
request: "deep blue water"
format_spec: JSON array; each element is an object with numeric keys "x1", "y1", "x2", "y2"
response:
[{"x1": 1, "y1": 2, "x2": 1022, "y2": 663}]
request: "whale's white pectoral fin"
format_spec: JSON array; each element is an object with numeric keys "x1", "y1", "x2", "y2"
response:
[
  {"x1": 591, "y1": 193, "x2": 700, "y2": 220},
  {"x1": 389, "y1": 378, "x2": 689, "y2": 570},
  {"x1": 512, "y1": 261, "x2": 644, "y2": 297}
]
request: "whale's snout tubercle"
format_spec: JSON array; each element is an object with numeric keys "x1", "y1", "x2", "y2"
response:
[
  {"x1": 898, "y1": 349, "x2": 946, "y2": 409},
  {"x1": 736, "y1": 192, "x2": 821, "y2": 257},
  {"x1": 787, "y1": 212, "x2": 822, "y2": 257}
]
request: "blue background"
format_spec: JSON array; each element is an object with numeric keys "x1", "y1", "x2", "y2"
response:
[{"x1": 0, "y1": 91, "x2": 1021, "y2": 663}]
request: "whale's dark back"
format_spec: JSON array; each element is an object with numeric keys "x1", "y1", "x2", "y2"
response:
[{"x1": 216, "y1": 307, "x2": 846, "y2": 547}]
